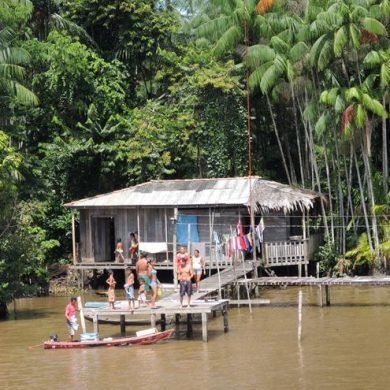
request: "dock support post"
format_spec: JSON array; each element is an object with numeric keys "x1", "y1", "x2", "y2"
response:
[
  {"x1": 318, "y1": 285, "x2": 323, "y2": 307},
  {"x1": 175, "y1": 314, "x2": 180, "y2": 325},
  {"x1": 201, "y1": 312, "x2": 208, "y2": 342},
  {"x1": 92, "y1": 315, "x2": 99, "y2": 334},
  {"x1": 325, "y1": 285, "x2": 331, "y2": 306},
  {"x1": 222, "y1": 305, "x2": 229, "y2": 333},
  {"x1": 186, "y1": 314, "x2": 193, "y2": 338},
  {"x1": 120, "y1": 315, "x2": 126, "y2": 335},
  {"x1": 151, "y1": 313, "x2": 157, "y2": 328},
  {"x1": 161, "y1": 314, "x2": 166, "y2": 331}
]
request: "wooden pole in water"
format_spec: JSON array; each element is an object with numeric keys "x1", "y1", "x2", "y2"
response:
[
  {"x1": 173, "y1": 207, "x2": 178, "y2": 288},
  {"x1": 72, "y1": 212, "x2": 77, "y2": 265},
  {"x1": 298, "y1": 290, "x2": 303, "y2": 342},
  {"x1": 77, "y1": 296, "x2": 87, "y2": 334}
]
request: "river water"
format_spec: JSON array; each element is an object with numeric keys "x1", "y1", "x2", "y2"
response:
[{"x1": 1, "y1": 286, "x2": 390, "y2": 390}]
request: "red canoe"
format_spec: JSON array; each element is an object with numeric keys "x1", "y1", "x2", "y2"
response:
[{"x1": 43, "y1": 329, "x2": 174, "y2": 349}]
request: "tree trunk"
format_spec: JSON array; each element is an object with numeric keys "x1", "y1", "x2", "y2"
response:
[
  {"x1": 383, "y1": 96, "x2": 388, "y2": 195},
  {"x1": 354, "y1": 150, "x2": 373, "y2": 251},
  {"x1": 291, "y1": 85, "x2": 305, "y2": 187},
  {"x1": 361, "y1": 134, "x2": 380, "y2": 251},
  {"x1": 0, "y1": 301, "x2": 8, "y2": 319},
  {"x1": 265, "y1": 94, "x2": 292, "y2": 185},
  {"x1": 322, "y1": 140, "x2": 335, "y2": 244},
  {"x1": 332, "y1": 128, "x2": 346, "y2": 254}
]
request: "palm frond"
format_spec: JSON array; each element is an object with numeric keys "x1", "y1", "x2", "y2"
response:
[
  {"x1": 249, "y1": 61, "x2": 273, "y2": 90},
  {"x1": 247, "y1": 44, "x2": 275, "y2": 68},
  {"x1": 260, "y1": 62, "x2": 284, "y2": 94},
  {"x1": 363, "y1": 50, "x2": 382, "y2": 67},
  {"x1": 0, "y1": 64, "x2": 25, "y2": 80},
  {"x1": 49, "y1": 13, "x2": 97, "y2": 47},
  {"x1": 362, "y1": 93, "x2": 388, "y2": 117},
  {"x1": 0, "y1": 79, "x2": 38, "y2": 106},
  {"x1": 0, "y1": 47, "x2": 30, "y2": 65},
  {"x1": 380, "y1": 63, "x2": 390, "y2": 88},
  {"x1": 333, "y1": 26, "x2": 348, "y2": 57},
  {"x1": 362, "y1": 17, "x2": 387, "y2": 36},
  {"x1": 212, "y1": 25, "x2": 242, "y2": 56},
  {"x1": 289, "y1": 41, "x2": 309, "y2": 62}
]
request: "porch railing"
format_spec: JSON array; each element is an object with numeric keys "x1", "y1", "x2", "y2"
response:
[{"x1": 263, "y1": 233, "x2": 323, "y2": 267}]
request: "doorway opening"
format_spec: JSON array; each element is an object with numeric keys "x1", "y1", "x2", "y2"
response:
[{"x1": 92, "y1": 216, "x2": 116, "y2": 262}]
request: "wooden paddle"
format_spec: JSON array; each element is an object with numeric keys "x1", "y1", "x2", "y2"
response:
[{"x1": 77, "y1": 296, "x2": 87, "y2": 334}]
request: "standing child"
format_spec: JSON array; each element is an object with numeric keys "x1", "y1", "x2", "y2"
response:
[
  {"x1": 106, "y1": 270, "x2": 116, "y2": 309},
  {"x1": 124, "y1": 267, "x2": 135, "y2": 312},
  {"x1": 138, "y1": 279, "x2": 147, "y2": 307}
]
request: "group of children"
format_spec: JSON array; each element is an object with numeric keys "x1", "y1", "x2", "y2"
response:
[{"x1": 106, "y1": 268, "x2": 146, "y2": 312}]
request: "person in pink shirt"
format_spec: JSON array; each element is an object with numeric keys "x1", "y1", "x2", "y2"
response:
[{"x1": 65, "y1": 297, "x2": 78, "y2": 341}]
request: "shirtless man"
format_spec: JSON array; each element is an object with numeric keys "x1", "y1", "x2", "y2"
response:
[
  {"x1": 179, "y1": 262, "x2": 193, "y2": 308},
  {"x1": 176, "y1": 246, "x2": 190, "y2": 275},
  {"x1": 136, "y1": 255, "x2": 151, "y2": 292}
]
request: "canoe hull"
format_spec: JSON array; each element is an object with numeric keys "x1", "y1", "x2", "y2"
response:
[{"x1": 43, "y1": 329, "x2": 174, "y2": 349}]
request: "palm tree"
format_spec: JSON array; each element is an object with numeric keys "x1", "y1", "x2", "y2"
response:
[{"x1": 0, "y1": 0, "x2": 38, "y2": 106}]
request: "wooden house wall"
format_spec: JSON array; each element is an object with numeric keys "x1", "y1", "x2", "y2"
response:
[
  {"x1": 77, "y1": 206, "x2": 298, "y2": 263},
  {"x1": 263, "y1": 211, "x2": 289, "y2": 242}
]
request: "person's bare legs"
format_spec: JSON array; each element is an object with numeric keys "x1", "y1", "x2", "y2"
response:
[
  {"x1": 187, "y1": 295, "x2": 191, "y2": 308},
  {"x1": 196, "y1": 274, "x2": 201, "y2": 292}
]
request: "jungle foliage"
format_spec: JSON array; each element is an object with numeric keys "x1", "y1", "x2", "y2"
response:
[{"x1": 0, "y1": 0, "x2": 389, "y2": 313}]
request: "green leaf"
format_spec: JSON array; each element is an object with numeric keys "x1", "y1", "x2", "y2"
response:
[
  {"x1": 345, "y1": 87, "x2": 361, "y2": 102},
  {"x1": 248, "y1": 61, "x2": 273, "y2": 90},
  {"x1": 354, "y1": 104, "x2": 365, "y2": 128},
  {"x1": 320, "y1": 87, "x2": 339, "y2": 105},
  {"x1": 260, "y1": 64, "x2": 283, "y2": 94},
  {"x1": 362, "y1": 94, "x2": 388, "y2": 117},
  {"x1": 349, "y1": 24, "x2": 361, "y2": 49},
  {"x1": 363, "y1": 50, "x2": 382, "y2": 68},
  {"x1": 334, "y1": 26, "x2": 347, "y2": 57},
  {"x1": 247, "y1": 44, "x2": 275, "y2": 69},
  {"x1": 380, "y1": 63, "x2": 390, "y2": 89},
  {"x1": 317, "y1": 39, "x2": 333, "y2": 70},
  {"x1": 315, "y1": 112, "x2": 328, "y2": 137},
  {"x1": 362, "y1": 18, "x2": 387, "y2": 36},
  {"x1": 213, "y1": 25, "x2": 242, "y2": 56},
  {"x1": 289, "y1": 42, "x2": 309, "y2": 62},
  {"x1": 270, "y1": 36, "x2": 289, "y2": 54},
  {"x1": 335, "y1": 94, "x2": 346, "y2": 113}
]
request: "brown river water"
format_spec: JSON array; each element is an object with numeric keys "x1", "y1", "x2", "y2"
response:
[{"x1": 1, "y1": 286, "x2": 390, "y2": 390}]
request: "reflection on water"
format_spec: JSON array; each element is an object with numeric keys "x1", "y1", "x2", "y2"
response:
[{"x1": 1, "y1": 287, "x2": 390, "y2": 389}]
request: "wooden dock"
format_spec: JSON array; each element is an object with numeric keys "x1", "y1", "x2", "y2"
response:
[
  {"x1": 82, "y1": 261, "x2": 257, "y2": 342},
  {"x1": 238, "y1": 276, "x2": 390, "y2": 307},
  {"x1": 83, "y1": 299, "x2": 229, "y2": 342},
  {"x1": 238, "y1": 276, "x2": 390, "y2": 287}
]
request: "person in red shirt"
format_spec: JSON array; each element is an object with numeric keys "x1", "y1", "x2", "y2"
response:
[{"x1": 65, "y1": 297, "x2": 78, "y2": 341}]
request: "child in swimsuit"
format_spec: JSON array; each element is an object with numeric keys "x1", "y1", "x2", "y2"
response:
[
  {"x1": 106, "y1": 270, "x2": 116, "y2": 309},
  {"x1": 124, "y1": 268, "x2": 135, "y2": 312}
]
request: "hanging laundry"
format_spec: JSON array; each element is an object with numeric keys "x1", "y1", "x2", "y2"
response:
[
  {"x1": 256, "y1": 217, "x2": 265, "y2": 243},
  {"x1": 236, "y1": 222, "x2": 247, "y2": 251}
]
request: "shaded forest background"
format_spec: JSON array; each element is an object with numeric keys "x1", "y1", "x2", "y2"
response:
[{"x1": 0, "y1": 0, "x2": 389, "y2": 312}]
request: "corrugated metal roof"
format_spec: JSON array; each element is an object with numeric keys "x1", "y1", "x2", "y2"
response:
[{"x1": 65, "y1": 177, "x2": 322, "y2": 212}]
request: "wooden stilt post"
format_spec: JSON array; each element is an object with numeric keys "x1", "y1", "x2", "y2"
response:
[
  {"x1": 173, "y1": 207, "x2": 178, "y2": 288},
  {"x1": 71, "y1": 212, "x2": 77, "y2": 265},
  {"x1": 186, "y1": 313, "x2": 193, "y2": 337},
  {"x1": 223, "y1": 305, "x2": 229, "y2": 332},
  {"x1": 325, "y1": 285, "x2": 331, "y2": 306},
  {"x1": 120, "y1": 315, "x2": 126, "y2": 335},
  {"x1": 164, "y1": 209, "x2": 169, "y2": 263},
  {"x1": 175, "y1": 314, "x2": 180, "y2": 325},
  {"x1": 151, "y1": 313, "x2": 157, "y2": 328},
  {"x1": 208, "y1": 208, "x2": 212, "y2": 277},
  {"x1": 92, "y1": 315, "x2": 99, "y2": 334},
  {"x1": 161, "y1": 314, "x2": 166, "y2": 331},
  {"x1": 201, "y1": 312, "x2": 208, "y2": 342},
  {"x1": 188, "y1": 223, "x2": 192, "y2": 256},
  {"x1": 318, "y1": 285, "x2": 323, "y2": 307}
]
